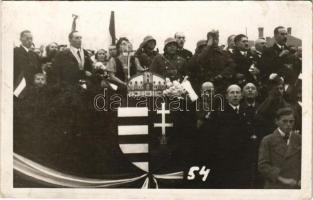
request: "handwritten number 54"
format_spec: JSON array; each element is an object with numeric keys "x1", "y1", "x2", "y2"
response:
[{"x1": 187, "y1": 166, "x2": 210, "y2": 181}]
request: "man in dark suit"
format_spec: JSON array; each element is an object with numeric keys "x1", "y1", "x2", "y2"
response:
[
  {"x1": 259, "y1": 26, "x2": 297, "y2": 84},
  {"x1": 258, "y1": 107, "x2": 301, "y2": 189},
  {"x1": 14, "y1": 30, "x2": 41, "y2": 89},
  {"x1": 174, "y1": 32, "x2": 193, "y2": 61},
  {"x1": 240, "y1": 82, "x2": 265, "y2": 188},
  {"x1": 241, "y1": 82, "x2": 261, "y2": 140},
  {"x1": 51, "y1": 31, "x2": 93, "y2": 136},
  {"x1": 232, "y1": 34, "x2": 260, "y2": 85},
  {"x1": 208, "y1": 84, "x2": 252, "y2": 188},
  {"x1": 52, "y1": 31, "x2": 93, "y2": 86}
]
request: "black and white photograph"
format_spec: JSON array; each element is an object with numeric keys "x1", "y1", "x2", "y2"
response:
[{"x1": 0, "y1": 1, "x2": 312, "y2": 199}]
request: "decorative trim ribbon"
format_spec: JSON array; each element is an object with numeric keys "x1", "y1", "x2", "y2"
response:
[{"x1": 14, "y1": 153, "x2": 184, "y2": 188}]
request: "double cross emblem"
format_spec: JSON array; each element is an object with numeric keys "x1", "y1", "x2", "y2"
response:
[{"x1": 154, "y1": 103, "x2": 173, "y2": 144}]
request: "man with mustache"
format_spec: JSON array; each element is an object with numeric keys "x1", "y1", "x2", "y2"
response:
[
  {"x1": 231, "y1": 34, "x2": 260, "y2": 85},
  {"x1": 259, "y1": 26, "x2": 292, "y2": 82}
]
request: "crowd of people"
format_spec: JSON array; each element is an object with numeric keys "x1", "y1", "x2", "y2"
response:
[{"x1": 13, "y1": 26, "x2": 302, "y2": 189}]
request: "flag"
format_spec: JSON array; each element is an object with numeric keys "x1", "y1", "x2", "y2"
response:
[{"x1": 109, "y1": 11, "x2": 116, "y2": 45}]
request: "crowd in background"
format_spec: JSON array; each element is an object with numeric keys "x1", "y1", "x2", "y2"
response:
[{"x1": 13, "y1": 26, "x2": 302, "y2": 189}]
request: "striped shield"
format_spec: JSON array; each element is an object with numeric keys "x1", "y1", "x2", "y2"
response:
[{"x1": 117, "y1": 103, "x2": 175, "y2": 173}]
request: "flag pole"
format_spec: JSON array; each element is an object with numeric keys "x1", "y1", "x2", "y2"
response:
[{"x1": 109, "y1": 11, "x2": 116, "y2": 45}]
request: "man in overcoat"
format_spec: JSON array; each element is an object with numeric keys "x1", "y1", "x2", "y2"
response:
[{"x1": 258, "y1": 107, "x2": 301, "y2": 189}]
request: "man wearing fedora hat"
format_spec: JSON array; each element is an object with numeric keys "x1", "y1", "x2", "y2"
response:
[{"x1": 150, "y1": 37, "x2": 186, "y2": 81}]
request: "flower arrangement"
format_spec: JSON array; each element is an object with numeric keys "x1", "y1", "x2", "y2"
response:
[{"x1": 162, "y1": 77, "x2": 198, "y2": 102}]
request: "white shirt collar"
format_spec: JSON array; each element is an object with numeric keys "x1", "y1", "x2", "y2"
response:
[
  {"x1": 246, "y1": 101, "x2": 255, "y2": 107},
  {"x1": 21, "y1": 45, "x2": 29, "y2": 52},
  {"x1": 240, "y1": 50, "x2": 247, "y2": 56},
  {"x1": 277, "y1": 128, "x2": 292, "y2": 145},
  {"x1": 229, "y1": 103, "x2": 239, "y2": 111},
  {"x1": 70, "y1": 45, "x2": 81, "y2": 52},
  {"x1": 276, "y1": 43, "x2": 283, "y2": 49},
  {"x1": 277, "y1": 128, "x2": 292, "y2": 138},
  {"x1": 70, "y1": 46, "x2": 85, "y2": 69},
  {"x1": 298, "y1": 101, "x2": 302, "y2": 107},
  {"x1": 277, "y1": 128, "x2": 287, "y2": 137}
]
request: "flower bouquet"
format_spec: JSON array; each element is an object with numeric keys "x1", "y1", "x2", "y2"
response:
[{"x1": 162, "y1": 77, "x2": 198, "y2": 102}]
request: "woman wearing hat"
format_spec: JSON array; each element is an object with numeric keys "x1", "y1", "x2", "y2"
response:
[
  {"x1": 135, "y1": 35, "x2": 158, "y2": 70},
  {"x1": 150, "y1": 37, "x2": 187, "y2": 81},
  {"x1": 107, "y1": 37, "x2": 144, "y2": 87}
]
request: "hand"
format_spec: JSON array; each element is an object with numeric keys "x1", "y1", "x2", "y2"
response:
[
  {"x1": 197, "y1": 119, "x2": 204, "y2": 129},
  {"x1": 279, "y1": 49, "x2": 289, "y2": 57},
  {"x1": 284, "y1": 64, "x2": 293, "y2": 70},
  {"x1": 85, "y1": 71, "x2": 92, "y2": 77},
  {"x1": 250, "y1": 134, "x2": 258, "y2": 140},
  {"x1": 285, "y1": 178, "x2": 298, "y2": 187},
  {"x1": 94, "y1": 62, "x2": 105, "y2": 70},
  {"x1": 207, "y1": 36, "x2": 213, "y2": 47},
  {"x1": 235, "y1": 73, "x2": 245, "y2": 80},
  {"x1": 278, "y1": 177, "x2": 298, "y2": 187},
  {"x1": 214, "y1": 74, "x2": 223, "y2": 81},
  {"x1": 249, "y1": 65, "x2": 260, "y2": 75}
]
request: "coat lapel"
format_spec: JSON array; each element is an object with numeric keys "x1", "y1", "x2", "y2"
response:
[
  {"x1": 19, "y1": 46, "x2": 28, "y2": 56},
  {"x1": 66, "y1": 49, "x2": 79, "y2": 65},
  {"x1": 285, "y1": 133, "x2": 301, "y2": 158},
  {"x1": 272, "y1": 130, "x2": 288, "y2": 157}
]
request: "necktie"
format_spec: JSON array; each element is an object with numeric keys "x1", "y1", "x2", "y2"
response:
[
  {"x1": 77, "y1": 50, "x2": 82, "y2": 61},
  {"x1": 234, "y1": 107, "x2": 239, "y2": 114},
  {"x1": 77, "y1": 50, "x2": 83, "y2": 70},
  {"x1": 283, "y1": 133, "x2": 290, "y2": 144}
]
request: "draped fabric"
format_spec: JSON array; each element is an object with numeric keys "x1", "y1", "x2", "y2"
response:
[{"x1": 14, "y1": 153, "x2": 183, "y2": 188}]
